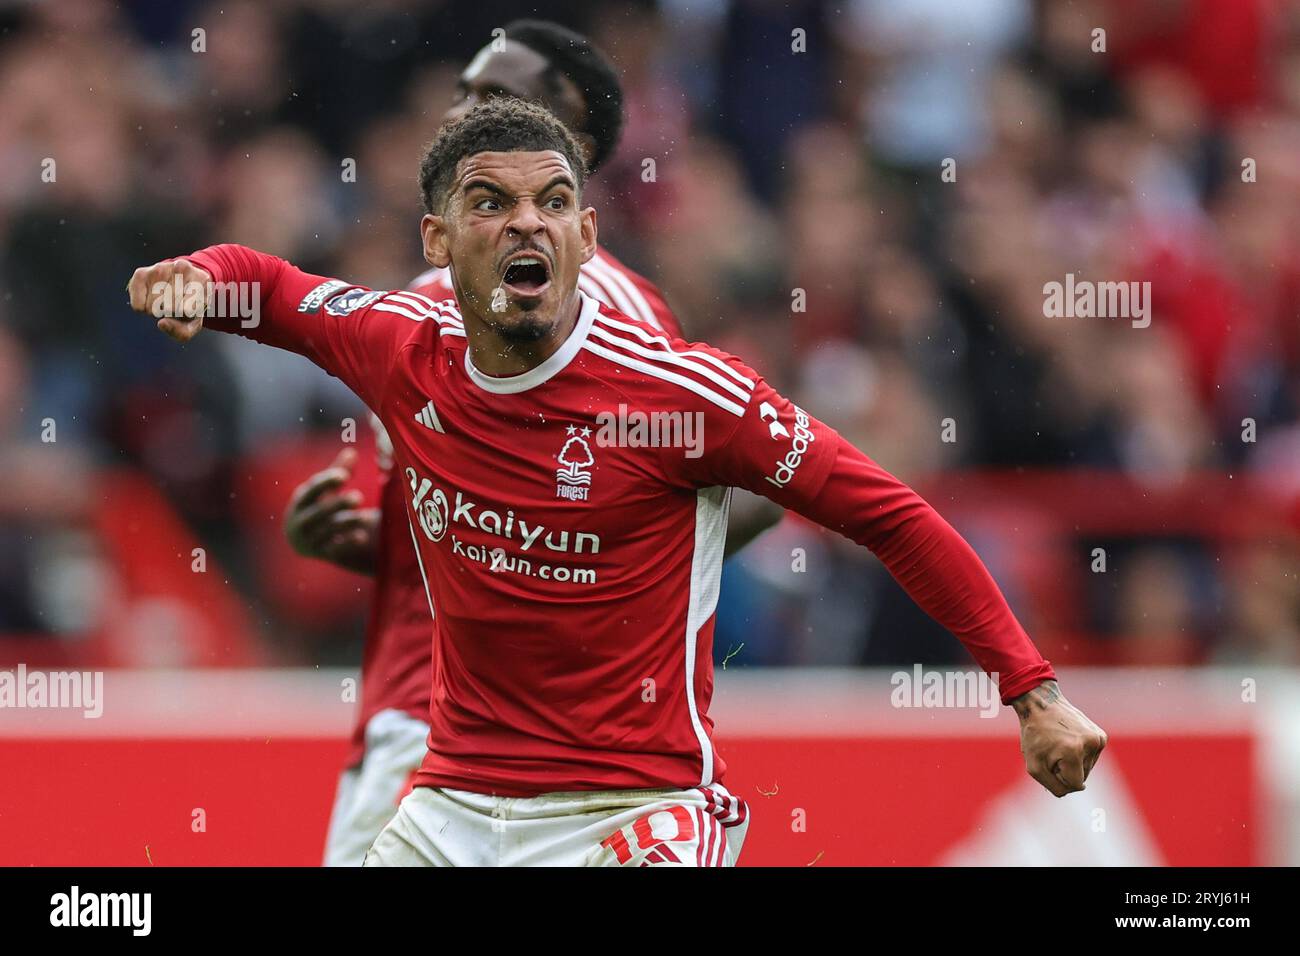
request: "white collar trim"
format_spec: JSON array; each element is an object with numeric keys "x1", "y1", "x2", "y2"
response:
[{"x1": 464, "y1": 292, "x2": 597, "y2": 394}]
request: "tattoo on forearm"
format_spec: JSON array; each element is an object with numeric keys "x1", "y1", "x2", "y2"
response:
[{"x1": 1012, "y1": 680, "x2": 1061, "y2": 718}]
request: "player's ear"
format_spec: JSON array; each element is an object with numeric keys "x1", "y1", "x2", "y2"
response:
[
  {"x1": 421, "y1": 213, "x2": 451, "y2": 269},
  {"x1": 579, "y1": 205, "x2": 597, "y2": 265}
]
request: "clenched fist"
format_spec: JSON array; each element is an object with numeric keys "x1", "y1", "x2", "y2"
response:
[
  {"x1": 126, "y1": 258, "x2": 212, "y2": 342},
  {"x1": 1012, "y1": 680, "x2": 1107, "y2": 797}
]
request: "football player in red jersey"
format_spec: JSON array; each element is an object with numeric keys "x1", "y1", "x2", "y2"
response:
[
  {"x1": 129, "y1": 98, "x2": 1106, "y2": 866},
  {"x1": 280, "y1": 21, "x2": 779, "y2": 865}
]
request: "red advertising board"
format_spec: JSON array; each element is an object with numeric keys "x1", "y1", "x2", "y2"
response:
[{"x1": 0, "y1": 670, "x2": 1274, "y2": 866}]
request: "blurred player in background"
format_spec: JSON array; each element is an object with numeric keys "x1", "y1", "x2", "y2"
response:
[
  {"x1": 129, "y1": 97, "x2": 1106, "y2": 867},
  {"x1": 281, "y1": 20, "x2": 778, "y2": 866}
]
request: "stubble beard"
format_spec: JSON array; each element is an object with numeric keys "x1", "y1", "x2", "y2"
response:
[{"x1": 487, "y1": 304, "x2": 552, "y2": 343}]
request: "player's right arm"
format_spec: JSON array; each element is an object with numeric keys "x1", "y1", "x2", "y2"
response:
[{"x1": 126, "y1": 244, "x2": 415, "y2": 414}]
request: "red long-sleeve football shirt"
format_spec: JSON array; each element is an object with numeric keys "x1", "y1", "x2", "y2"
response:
[
  {"x1": 186, "y1": 244, "x2": 1054, "y2": 796},
  {"x1": 342, "y1": 250, "x2": 685, "y2": 769}
]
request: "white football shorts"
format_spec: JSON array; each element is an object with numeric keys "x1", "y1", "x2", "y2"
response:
[
  {"x1": 363, "y1": 780, "x2": 750, "y2": 867},
  {"x1": 322, "y1": 708, "x2": 430, "y2": 867}
]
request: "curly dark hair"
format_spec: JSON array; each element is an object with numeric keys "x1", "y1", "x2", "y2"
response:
[
  {"x1": 503, "y1": 19, "x2": 624, "y2": 173},
  {"x1": 419, "y1": 97, "x2": 588, "y2": 214}
]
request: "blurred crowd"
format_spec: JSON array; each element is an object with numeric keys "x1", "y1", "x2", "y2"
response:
[{"x1": 1, "y1": 0, "x2": 1298, "y2": 668}]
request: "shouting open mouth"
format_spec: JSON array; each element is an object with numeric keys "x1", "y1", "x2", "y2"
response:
[{"x1": 499, "y1": 250, "x2": 552, "y2": 302}]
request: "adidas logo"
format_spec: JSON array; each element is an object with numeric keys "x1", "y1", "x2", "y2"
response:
[{"x1": 415, "y1": 400, "x2": 445, "y2": 434}]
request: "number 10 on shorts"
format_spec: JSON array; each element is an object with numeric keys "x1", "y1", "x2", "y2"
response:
[{"x1": 600, "y1": 805, "x2": 696, "y2": 866}]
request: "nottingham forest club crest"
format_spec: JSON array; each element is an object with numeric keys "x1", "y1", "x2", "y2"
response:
[{"x1": 555, "y1": 425, "x2": 595, "y2": 501}]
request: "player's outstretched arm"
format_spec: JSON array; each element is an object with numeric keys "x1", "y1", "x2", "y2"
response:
[
  {"x1": 797, "y1": 442, "x2": 1108, "y2": 796},
  {"x1": 127, "y1": 244, "x2": 415, "y2": 416},
  {"x1": 285, "y1": 448, "x2": 380, "y2": 576},
  {"x1": 675, "y1": 357, "x2": 1107, "y2": 796}
]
